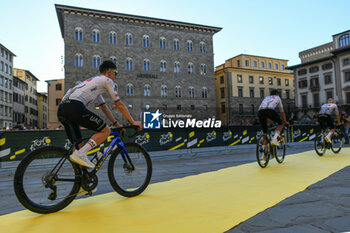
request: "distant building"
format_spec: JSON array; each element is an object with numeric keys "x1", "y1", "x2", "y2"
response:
[
  {"x1": 13, "y1": 68, "x2": 39, "y2": 128},
  {"x1": 287, "y1": 30, "x2": 350, "y2": 120},
  {"x1": 46, "y1": 79, "x2": 64, "y2": 128},
  {"x1": 0, "y1": 44, "x2": 15, "y2": 129},
  {"x1": 12, "y1": 76, "x2": 26, "y2": 125},
  {"x1": 55, "y1": 4, "x2": 221, "y2": 124},
  {"x1": 215, "y1": 54, "x2": 294, "y2": 125},
  {"x1": 37, "y1": 92, "x2": 48, "y2": 129}
]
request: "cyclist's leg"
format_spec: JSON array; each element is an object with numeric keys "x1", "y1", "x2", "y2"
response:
[
  {"x1": 264, "y1": 109, "x2": 283, "y2": 144},
  {"x1": 75, "y1": 108, "x2": 110, "y2": 155},
  {"x1": 258, "y1": 110, "x2": 268, "y2": 150},
  {"x1": 325, "y1": 115, "x2": 335, "y2": 142}
]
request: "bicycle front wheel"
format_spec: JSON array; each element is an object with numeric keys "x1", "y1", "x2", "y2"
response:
[
  {"x1": 275, "y1": 136, "x2": 286, "y2": 163},
  {"x1": 331, "y1": 131, "x2": 343, "y2": 153},
  {"x1": 256, "y1": 136, "x2": 269, "y2": 168},
  {"x1": 314, "y1": 133, "x2": 326, "y2": 156},
  {"x1": 108, "y1": 142, "x2": 152, "y2": 197},
  {"x1": 13, "y1": 146, "x2": 81, "y2": 214}
]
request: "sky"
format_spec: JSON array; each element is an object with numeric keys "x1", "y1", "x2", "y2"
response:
[{"x1": 1, "y1": 0, "x2": 349, "y2": 93}]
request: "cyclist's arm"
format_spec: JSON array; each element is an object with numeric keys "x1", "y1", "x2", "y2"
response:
[
  {"x1": 335, "y1": 105, "x2": 341, "y2": 125},
  {"x1": 100, "y1": 103, "x2": 117, "y2": 124},
  {"x1": 115, "y1": 100, "x2": 142, "y2": 130},
  {"x1": 278, "y1": 97, "x2": 288, "y2": 124}
]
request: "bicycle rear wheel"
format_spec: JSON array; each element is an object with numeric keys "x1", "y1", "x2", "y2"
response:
[
  {"x1": 275, "y1": 136, "x2": 286, "y2": 163},
  {"x1": 256, "y1": 136, "x2": 269, "y2": 168},
  {"x1": 108, "y1": 142, "x2": 152, "y2": 197},
  {"x1": 314, "y1": 133, "x2": 326, "y2": 156},
  {"x1": 331, "y1": 131, "x2": 343, "y2": 153},
  {"x1": 14, "y1": 146, "x2": 81, "y2": 214}
]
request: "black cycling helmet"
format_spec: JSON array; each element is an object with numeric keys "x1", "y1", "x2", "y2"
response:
[
  {"x1": 270, "y1": 89, "x2": 279, "y2": 96},
  {"x1": 99, "y1": 60, "x2": 117, "y2": 73}
]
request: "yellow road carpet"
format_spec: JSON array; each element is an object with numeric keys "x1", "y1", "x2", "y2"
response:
[{"x1": 1, "y1": 148, "x2": 350, "y2": 233}]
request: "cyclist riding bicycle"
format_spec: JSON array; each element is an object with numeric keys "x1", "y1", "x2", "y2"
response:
[
  {"x1": 57, "y1": 60, "x2": 142, "y2": 169},
  {"x1": 317, "y1": 98, "x2": 341, "y2": 143},
  {"x1": 258, "y1": 89, "x2": 289, "y2": 146}
]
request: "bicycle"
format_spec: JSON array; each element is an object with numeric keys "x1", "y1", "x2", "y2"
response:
[
  {"x1": 256, "y1": 126, "x2": 287, "y2": 168},
  {"x1": 314, "y1": 126, "x2": 343, "y2": 156},
  {"x1": 13, "y1": 125, "x2": 152, "y2": 214}
]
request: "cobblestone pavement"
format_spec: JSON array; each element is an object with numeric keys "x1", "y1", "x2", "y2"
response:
[{"x1": 1, "y1": 142, "x2": 350, "y2": 233}]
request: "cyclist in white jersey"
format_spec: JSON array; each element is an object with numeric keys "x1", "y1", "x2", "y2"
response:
[
  {"x1": 57, "y1": 60, "x2": 142, "y2": 168},
  {"x1": 317, "y1": 98, "x2": 341, "y2": 143},
  {"x1": 258, "y1": 89, "x2": 289, "y2": 146}
]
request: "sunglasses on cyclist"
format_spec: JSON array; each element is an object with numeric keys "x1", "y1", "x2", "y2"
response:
[{"x1": 112, "y1": 70, "x2": 118, "y2": 75}]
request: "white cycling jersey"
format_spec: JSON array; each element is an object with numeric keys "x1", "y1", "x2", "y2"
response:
[
  {"x1": 319, "y1": 103, "x2": 339, "y2": 116},
  {"x1": 258, "y1": 95, "x2": 284, "y2": 112},
  {"x1": 62, "y1": 75, "x2": 120, "y2": 106}
]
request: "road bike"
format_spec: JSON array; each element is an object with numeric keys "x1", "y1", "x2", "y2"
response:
[
  {"x1": 256, "y1": 126, "x2": 287, "y2": 168},
  {"x1": 314, "y1": 126, "x2": 343, "y2": 156},
  {"x1": 14, "y1": 125, "x2": 152, "y2": 214}
]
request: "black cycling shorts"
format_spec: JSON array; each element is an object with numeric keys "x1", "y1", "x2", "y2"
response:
[
  {"x1": 57, "y1": 100, "x2": 107, "y2": 143},
  {"x1": 318, "y1": 114, "x2": 334, "y2": 130},
  {"x1": 258, "y1": 109, "x2": 283, "y2": 134}
]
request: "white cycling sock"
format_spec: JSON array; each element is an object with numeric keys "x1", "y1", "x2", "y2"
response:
[
  {"x1": 79, "y1": 139, "x2": 97, "y2": 155},
  {"x1": 273, "y1": 131, "x2": 280, "y2": 140}
]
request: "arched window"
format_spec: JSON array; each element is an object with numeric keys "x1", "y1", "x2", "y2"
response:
[
  {"x1": 202, "y1": 87, "x2": 208, "y2": 99},
  {"x1": 189, "y1": 87, "x2": 195, "y2": 98},
  {"x1": 161, "y1": 85, "x2": 167, "y2": 97},
  {"x1": 142, "y1": 35, "x2": 150, "y2": 47},
  {"x1": 174, "y1": 61, "x2": 180, "y2": 73},
  {"x1": 144, "y1": 84, "x2": 151, "y2": 96},
  {"x1": 200, "y1": 41, "x2": 206, "y2": 53},
  {"x1": 125, "y1": 33, "x2": 132, "y2": 45},
  {"x1": 75, "y1": 27, "x2": 83, "y2": 41},
  {"x1": 340, "y1": 34, "x2": 350, "y2": 47},
  {"x1": 92, "y1": 29, "x2": 100, "y2": 42},
  {"x1": 160, "y1": 60, "x2": 167, "y2": 72},
  {"x1": 175, "y1": 86, "x2": 181, "y2": 98},
  {"x1": 160, "y1": 37, "x2": 166, "y2": 49},
  {"x1": 75, "y1": 53, "x2": 83, "y2": 67},
  {"x1": 173, "y1": 39, "x2": 180, "y2": 50},
  {"x1": 200, "y1": 64, "x2": 207, "y2": 75},
  {"x1": 110, "y1": 56, "x2": 117, "y2": 69},
  {"x1": 188, "y1": 62, "x2": 194, "y2": 74},
  {"x1": 187, "y1": 40, "x2": 193, "y2": 52},
  {"x1": 143, "y1": 59, "x2": 150, "y2": 71},
  {"x1": 126, "y1": 83, "x2": 134, "y2": 96},
  {"x1": 92, "y1": 55, "x2": 101, "y2": 68},
  {"x1": 109, "y1": 31, "x2": 117, "y2": 44},
  {"x1": 126, "y1": 58, "x2": 133, "y2": 71}
]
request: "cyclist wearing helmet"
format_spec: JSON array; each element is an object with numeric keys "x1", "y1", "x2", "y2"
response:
[
  {"x1": 258, "y1": 89, "x2": 289, "y2": 146},
  {"x1": 57, "y1": 60, "x2": 142, "y2": 168}
]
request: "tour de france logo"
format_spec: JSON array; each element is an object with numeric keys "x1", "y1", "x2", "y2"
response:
[{"x1": 143, "y1": 110, "x2": 162, "y2": 129}]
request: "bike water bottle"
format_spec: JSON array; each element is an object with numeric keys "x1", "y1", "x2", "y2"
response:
[{"x1": 91, "y1": 151, "x2": 103, "y2": 164}]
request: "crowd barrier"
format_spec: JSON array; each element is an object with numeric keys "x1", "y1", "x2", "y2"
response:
[{"x1": 0, "y1": 125, "x2": 323, "y2": 165}]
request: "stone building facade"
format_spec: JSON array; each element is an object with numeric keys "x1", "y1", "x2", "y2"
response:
[
  {"x1": 46, "y1": 79, "x2": 64, "y2": 128},
  {"x1": 12, "y1": 76, "x2": 26, "y2": 125},
  {"x1": 37, "y1": 92, "x2": 48, "y2": 129},
  {"x1": 13, "y1": 69, "x2": 39, "y2": 128},
  {"x1": 55, "y1": 4, "x2": 221, "y2": 124},
  {"x1": 215, "y1": 54, "x2": 295, "y2": 125},
  {"x1": 287, "y1": 30, "x2": 350, "y2": 120},
  {"x1": 0, "y1": 44, "x2": 15, "y2": 129}
]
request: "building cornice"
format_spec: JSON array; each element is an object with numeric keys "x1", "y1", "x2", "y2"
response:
[
  {"x1": 55, "y1": 4, "x2": 222, "y2": 38},
  {"x1": 215, "y1": 66, "x2": 294, "y2": 77},
  {"x1": 286, "y1": 56, "x2": 333, "y2": 70}
]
